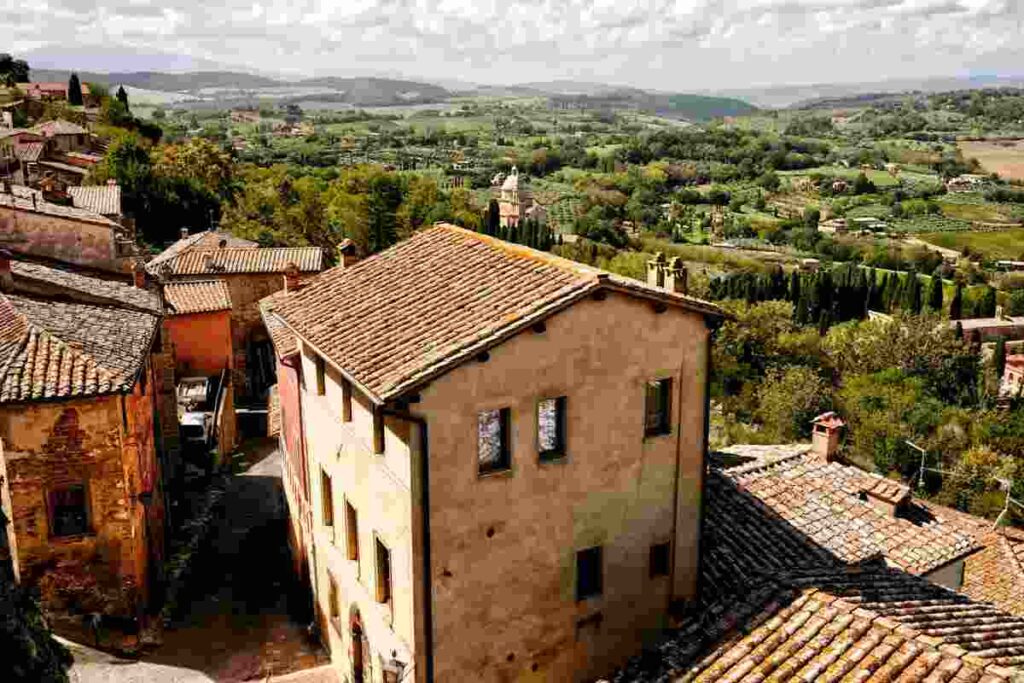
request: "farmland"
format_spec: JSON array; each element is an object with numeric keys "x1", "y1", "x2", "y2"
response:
[{"x1": 959, "y1": 139, "x2": 1024, "y2": 181}]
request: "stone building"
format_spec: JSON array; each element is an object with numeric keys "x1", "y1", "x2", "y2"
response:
[
  {"x1": 147, "y1": 230, "x2": 325, "y2": 402},
  {"x1": 493, "y1": 166, "x2": 547, "y2": 229},
  {"x1": 0, "y1": 182, "x2": 137, "y2": 273},
  {"x1": 263, "y1": 223, "x2": 726, "y2": 682},
  {"x1": 0, "y1": 252, "x2": 167, "y2": 621}
]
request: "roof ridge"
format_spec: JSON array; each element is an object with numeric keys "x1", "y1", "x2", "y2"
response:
[{"x1": 438, "y1": 223, "x2": 604, "y2": 281}]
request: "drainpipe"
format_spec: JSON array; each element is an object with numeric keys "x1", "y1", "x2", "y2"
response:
[
  {"x1": 381, "y1": 404, "x2": 433, "y2": 683},
  {"x1": 692, "y1": 320, "x2": 721, "y2": 612}
]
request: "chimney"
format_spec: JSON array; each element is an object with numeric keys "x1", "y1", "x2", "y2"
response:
[
  {"x1": 107, "y1": 178, "x2": 117, "y2": 187},
  {"x1": 131, "y1": 260, "x2": 146, "y2": 289},
  {"x1": 665, "y1": 256, "x2": 688, "y2": 295},
  {"x1": 810, "y1": 412, "x2": 845, "y2": 464},
  {"x1": 0, "y1": 249, "x2": 11, "y2": 293},
  {"x1": 180, "y1": 227, "x2": 189, "y2": 240},
  {"x1": 283, "y1": 262, "x2": 302, "y2": 293},
  {"x1": 337, "y1": 239, "x2": 358, "y2": 269},
  {"x1": 646, "y1": 252, "x2": 666, "y2": 289}
]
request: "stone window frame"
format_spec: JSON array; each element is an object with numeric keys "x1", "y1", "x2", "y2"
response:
[
  {"x1": 643, "y1": 377, "x2": 673, "y2": 438},
  {"x1": 477, "y1": 407, "x2": 512, "y2": 476},
  {"x1": 46, "y1": 481, "x2": 93, "y2": 540},
  {"x1": 536, "y1": 395, "x2": 568, "y2": 463}
]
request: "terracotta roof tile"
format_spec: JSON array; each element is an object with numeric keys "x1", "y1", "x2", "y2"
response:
[
  {"x1": 269, "y1": 223, "x2": 725, "y2": 402},
  {"x1": 146, "y1": 231, "x2": 258, "y2": 271},
  {"x1": 31, "y1": 119, "x2": 88, "y2": 137},
  {"x1": 714, "y1": 447, "x2": 978, "y2": 576},
  {"x1": 0, "y1": 186, "x2": 118, "y2": 227},
  {"x1": 164, "y1": 280, "x2": 232, "y2": 315},
  {"x1": 0, "y1": 293, "x2": 158, "y2": 403},
  {"x1": 259, "y1": 294, "x2": 298, "y2": 359},
  {"x1": 10, "y1": 260, "x2": 161, "y2": 314},
  {"x1": 68, "y1": 185, "x2": 122, "y2": 216},
  {"x1": 13, "y1": 141, "x2": 44, "y2": 162},
  {"x1": 155, "y1": 247, "x2": 323, "y2": 276}
]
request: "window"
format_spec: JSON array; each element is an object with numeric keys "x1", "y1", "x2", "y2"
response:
[
  {"x1": 576, "y1": 546, "x2": 603, "y2": 601},
  {"x1": 372, "y1": 406, "x2": 385, "y2": 455},
  {"x1": 478, "y1": 408, "x2": 511, "y2": 475},
  {"x1": 342, "y1": 378, "x2": 353, "y2": 422},
  {"x1": 329, "y1": 574, "x2": 340, "y2": 621},
  {"x1": 315, "y1": 356, "x2": 326, "y2": 396},
  {"x1": 321, "y1": 469, "x2": 334, "y2": 528},
  {"x1": 375, "y1": 537, "x2": 392, "y2": 604},
  {"x1": 649, "y1": 542, "x2": 670, "y2": 578},
  {"x1": 644, "y1": 378, "x2": 673, "y2": 437},
  {"x1": 537, "y1": 397, "x2": 567, "y2": 461},
  {"x1": 48, "y1": 484, "x2": 89, "y2": 537},
  {"x1": 345, "y1": 501, "x2": 359, "y2": 562}
]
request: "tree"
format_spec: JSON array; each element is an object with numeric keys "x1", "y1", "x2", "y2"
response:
[
  {"x1": 67, "y1": 73, "x2": 83, "y2": 106},
  {"x1": 0, "y1": 577, "x2": 72, "y2": 682},
  {"x1": 979, "y1": 286, "x2": 997, "y2": 318},
  {"x1": 115, "y1": 85, "x2": 130, "y2": 113},
  {"x1": 486, "y1": 199, "x2": 500, "y2": 237},
  {"x1": 853, "y1": 172, "x2": 877, "y2": 195},
  {"x1": 755, "y1": 366, "x2": 832, "y2": 442},
  {"x1": 366, "y1": 173, "x2": 403, "y2": 253},
  {"x1": 995, "y1": 337, "x2": 1007, "y2": 381},
  {"x1": 0, "y1": 53, "x2": 29, "y2": 85},
  {"x1": 927, "y1": 275, "x2": 944, "y2": 312},
  {"x1": 950, "y1": 283, "x2": 963, "y2": 320}
]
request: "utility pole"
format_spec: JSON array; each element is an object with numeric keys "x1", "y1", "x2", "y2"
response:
[{"x1": 905, "y1": 440, "x2": 927, "y2": 490}]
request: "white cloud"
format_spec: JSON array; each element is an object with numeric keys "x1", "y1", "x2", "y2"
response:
[{"x1": 2, "y1": 0, "x2": 1022, "y2": 89}]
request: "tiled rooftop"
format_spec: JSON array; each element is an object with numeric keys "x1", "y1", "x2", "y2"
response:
[
  {"x1": 146, "y1": 230, "x2": 258, "y2": 271},
  {"x1": 10, "y1": 260, "x2": 161, "y2": 314},
  {"x1": 0, "y1": 293, "x2": 158, "y2": 403},
  {"x1": 715, "y1": 446, "x2": 978, "y2": 575},
  {"x1": 613, "y1": 472, "x2": 1024, "y2": 682},
  {"x1": 164, "y1": 280, "x2": 232, "y2": 315},
  {"x1": 31, "y1": 119, "x2": 88, "y2": 137},
  {"x1": 68, "y1": 184, "x2": 122, "y2": 216},
  {"x1": 157, "y1": 246, "x2": 324, "y2": 276},
  {"x1": 0, "y1": 186, "x2": 118, "y2": 227},
  {"x1": 269, "y1": 223, "x2": 725, "y2": 402},
  {"x1": 259, "y1": 295, "x2": 299, "y2": 359},
  {"x1": 13, "y1": 141, "x2": 44, "y2": 162}
]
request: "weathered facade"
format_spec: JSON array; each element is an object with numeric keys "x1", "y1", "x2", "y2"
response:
[
  {"x1": 264, "y1": 224, "x2": 725, "y2": 682},
  {"x1": 148, "y1": 231, "x2": 324, "y2": 401},
  {"x1": 0, "y1": 254, "x2": 166, "y2": 620}
]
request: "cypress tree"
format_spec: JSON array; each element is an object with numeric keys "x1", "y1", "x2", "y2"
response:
[
  {"x1": 927, "y1": 275, "x2": 943, "y2": 312},
  {"x1": 67, "y1": 73, "x2": 83, "y2": 106},
  {"x1": 788, "y1": 270, "x2": 800, "y2": 303},
  {"x1": 903, "y1": 274, "x2": 922, "y2": 314},
  {"x1": 995, "y1": 337, "x2": 1007, "y2": 380},
  {"x1": 486, "y1": 199, "x2": 500, "y2": 236},
  {"x1": 818, "y1": 309, "x2": 831, "y2": 336},
  {"x1": 950, "y1": 284, "x2": 963, "y2": 320},
  {"x1": 954, "y1": 320, "x2": 964, "y2": 340},
  {"x1": 116, "y1": 85, "x2": 130, "y2": 112}
]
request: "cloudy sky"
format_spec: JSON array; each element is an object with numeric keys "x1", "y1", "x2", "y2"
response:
[{"x1": 4, "y1": 0, "x2": 1024, "y2": 89}]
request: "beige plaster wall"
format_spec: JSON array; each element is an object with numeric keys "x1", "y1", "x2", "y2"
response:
[
  {"x1": 413, "y1": 291, "x2": 709, "y2": 682},
  {"x1": 299, "y1": 343, "x2": 417, "y2": 682}
]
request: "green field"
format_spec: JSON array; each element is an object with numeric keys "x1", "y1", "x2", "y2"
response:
[
  {"x1": 781, "y1": 166, "x2": 903, "y2": 188},
  {"x1": 919, "y1": 229, "x2": 1024, "y2": 260}
]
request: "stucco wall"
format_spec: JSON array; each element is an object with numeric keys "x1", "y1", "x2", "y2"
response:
[
  {"x1": 0, "y1": 206, "x2": 123, "y2": 272},
  {"x1": 414, "y1": 291, "x2": 709, "y2": 682},
  {"x1": 299, "y1": 344, "x2": 417, "y2": 682},
  {"x1": 0, "y1": 388, "x2": 158, "y2": 617},
  {"x1": 164, "y1": 310, "x2": 233, "y2": 377}
]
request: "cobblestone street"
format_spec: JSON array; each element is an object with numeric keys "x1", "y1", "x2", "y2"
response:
[{"x1": 68, "y1": 440, "x2": 330, "y2": 682}]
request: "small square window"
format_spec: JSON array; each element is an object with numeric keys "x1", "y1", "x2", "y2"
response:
[
  {"x1": 644, "y1": 378, "x2": 673, "y2": 437},
  {"x1": 576, "y1": 546, "x2": 603, "y2": 601},
  {"x1": 478, "y1": 408, "x2": 511, "y2": 475},
  {"x1": 538, "y1": 397, "x2": 567, "y2": 461},
  {"x1": 48, "y1": 484, "x2": 89, "y2": 537},
  {"x1": 649, "y1": 542, "x2": 670, "y2": 578}
]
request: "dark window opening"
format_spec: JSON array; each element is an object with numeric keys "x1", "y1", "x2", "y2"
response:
[
  {"x1": 538, "y1": 397, "x2": 567, "y2": 461},
  {"x1": 649, "y1": 542, "x2": 670, "y2": 578},
  {"x1": 329, "y1": 575, "x2": 340, "y2": 620},
  {"x1": 576, "y1": 546, "x2": 603, "y2": 601},
  {"x1": 48, "y1": 484, "x2": 89, "y2": 537},
  {"x1": 321, "y1": 469, "x2": 334, "y2": 527},
  {"x1": 644, "y1": 378, "x2": 673, "y2": 437},
  {"x1": 315, "y1": 356, "x2": 326, "y2": 396},
  {"x1": 342, "y1": 378, "x2": 353, "y2": 422},
  {"x1": 346, "y1": 501, "x2": 359, "y2": 562},
  {"x1": 375, "y1": 537, "x2": 392, "y2": 604},
  {"x1": 478, "y1": 408, "x2": 511, "y2": 475}
]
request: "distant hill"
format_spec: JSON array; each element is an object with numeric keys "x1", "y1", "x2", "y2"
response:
[
  {"x1": 664, "y1": 94, "x2": 758, "y2": 120},
  {"x1": 31, "y1": 69, "x2": 282, "y2": 92},
  {"x1": 549, "y1": 88, "x2": 757, "y2": 122},
  {"x1": 295, "y1": 77, "x2": 450, "y2": 105}
]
